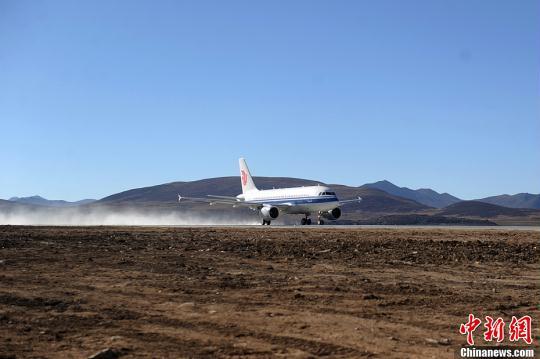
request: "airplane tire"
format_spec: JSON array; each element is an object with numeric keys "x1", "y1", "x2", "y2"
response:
[
  {"x1": 306, "y1": 218, "x2": 312, "y2": 225},
  {"x1": 318, "y1": 219, "x2": 324, "y2": 225},
  {"x1": 301, "y1": 218, "x2": 307, "y2": 225}
]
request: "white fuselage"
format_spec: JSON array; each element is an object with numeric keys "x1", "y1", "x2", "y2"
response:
[{"x1": 237, "y1": 185, "x2": 340, "y2": 215}]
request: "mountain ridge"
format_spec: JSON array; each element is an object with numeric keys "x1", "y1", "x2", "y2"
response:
[
  {"x1": 438, "y1": 201, "x2": 533, "y2": 218},
  {"x1": 363, "y1": 180, "x2": 461, "y2": 208},
  {"x1": 98, "y1": 177, "x2": 430, "y2": 214},
  {"x1": 8, "y1": 195, "x2": 96, "y2": 207},
  {"x1": 475, "y1": 193, "x2": 540, "y2": 209},
  {"x1": 5, "y1": 178, "x2": 539, "y2": 215}
]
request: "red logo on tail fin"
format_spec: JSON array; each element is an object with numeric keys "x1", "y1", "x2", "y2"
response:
[{"x1": 241, "y1": 170, "x2": 247, "y2": 186}]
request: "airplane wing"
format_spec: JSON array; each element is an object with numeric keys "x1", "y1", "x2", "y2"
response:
[
  {"x1": 207, "y1": 195, "x2": 239, "y2": 200},
  {"x1": 178, "y1": 194, "x2": 259, "y2": 209},
  {"x1": 339, "y1": 197, "x2": 362, "y2": 205},
  {"x1": 178, "y1": 195, "x2": 243, "y2": 206},
  {"x1": 178, "y1": 195, "x2": 293, "y2": 210}
]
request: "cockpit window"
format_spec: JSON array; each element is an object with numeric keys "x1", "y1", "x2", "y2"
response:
[{"x1": 320, "y1": 191, "x2": 336, "y2": 196}]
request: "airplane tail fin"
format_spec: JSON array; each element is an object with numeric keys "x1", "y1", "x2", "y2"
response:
[{"x1": 239, "y1": 158, "x2": 258, "y2": 194}]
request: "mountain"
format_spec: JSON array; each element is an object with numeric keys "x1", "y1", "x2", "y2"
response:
[
  {"x1": 3, "y1": 179, "x2": 538, "y2": 226},
  {"x1": 0, "y1": 199, "x2": 41, "y2": 211},
  {"x1": 438, "y1": 201, "x2": 531, "y2": 218},
  {"x1": 363, "y1": 180, "x2": 461, "y2": 208},
  {"x1": 475, "y1": 193, "x2": 540, "y2": 209},
  {"x1": 99, "y1": 177, "x2": 318, "y2": 203},
  {"x1": 8, "y1": 196, "x2": 96, "y2": 207},
  {"x1": 329, "y1": 185, "x2": 430, "y2": 213},
  {"x1": 0, "y1": 199, "x2": 24, "y2": 209},
  {"x1": 99, "y1": 177, "x2": 430, "y2": 213}
]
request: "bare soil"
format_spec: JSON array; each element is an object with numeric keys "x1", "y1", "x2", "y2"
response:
[{"x1": 0, "y1": 226, "x2": 538, "y2": 358}]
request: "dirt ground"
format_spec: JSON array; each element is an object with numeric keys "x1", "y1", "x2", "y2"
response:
[{"x1": 0, "y1": 226, "x2": 538, "y2": 358}]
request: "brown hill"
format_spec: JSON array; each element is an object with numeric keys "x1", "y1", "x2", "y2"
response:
[
  {"x1": 98, "y1": 177, "x2": 430, "y2": 213},
  {"x1": 475, "y1": 193, "x2": 540, "y2": 209},
  {"x1": 438, "y1": 201, "x2": 534, "y2": 218},
  {"x1": 331, "y1": 185, "x2": 430, "y2": 213},
  {"x1": 98, "y1": 177, "x2": 319, "y2": 203}
]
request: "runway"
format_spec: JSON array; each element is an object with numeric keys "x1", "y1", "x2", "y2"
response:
[{"x1": 163, "y1": 224, "x2": 540, "y2": 231}]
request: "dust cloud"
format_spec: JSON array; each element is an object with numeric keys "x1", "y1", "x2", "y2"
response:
[{"x1": 0, "y1": 206, "x2": 259, "y2": 226}]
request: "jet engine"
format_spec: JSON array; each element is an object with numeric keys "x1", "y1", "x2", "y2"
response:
[
  {"x1": 321, "y1": 207, "x2": 341, "y2": 220},
  {"x1": 260, "y1": 206, "x2": 279, "y2": 220}
]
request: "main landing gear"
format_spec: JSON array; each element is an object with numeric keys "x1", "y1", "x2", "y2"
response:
[
  {"x1": 262, "y1": 220, "x2": 271, "y2": 225},
  {"x1": 300, "y1": 214, "x2": 325, "y2": 225}
]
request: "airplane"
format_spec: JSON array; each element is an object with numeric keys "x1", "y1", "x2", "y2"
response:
[{"x1": 178, "y1": 158, "x2": 361, "y2": 225}]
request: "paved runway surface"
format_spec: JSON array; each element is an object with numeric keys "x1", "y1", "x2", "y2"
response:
[{"x1": 164, "y1": 224, "x2": 540, "y2": 231}]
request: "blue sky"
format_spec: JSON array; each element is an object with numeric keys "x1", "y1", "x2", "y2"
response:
[{"x1": 1, "y1": 0, "x2": 539, "y2": 201}]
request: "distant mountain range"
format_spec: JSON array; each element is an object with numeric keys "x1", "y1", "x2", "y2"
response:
[
  {"x1": 2, "y1": 179, "x2": 538, "y2": 225},
  {"x1": 363, "y1": 180, "x2": 461, "y2": 208},
  {"x1": 8, "y1": 195, "x2": 96, "y2": 207},
  {"x1": 98, "y1": 177, "x2": 430, "y2": 214},
  {"x1": 362, "y1": 180, "x2": 540, "y2": 210},
  {"x1": 96, "y1": 177, "x2": 539, "y2": 220},
  {"x1": 438, "y1": 201, "x2": 533, "y2": 218},
  {"x1": 475, "y1": 193, "x2": 540, "y2": 210}
]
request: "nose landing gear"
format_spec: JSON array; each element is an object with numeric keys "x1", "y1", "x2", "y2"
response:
[{"x1": 316, "y1": 211, "x2": 325, "y2": 225}]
